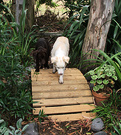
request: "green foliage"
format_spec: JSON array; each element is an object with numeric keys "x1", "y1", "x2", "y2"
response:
[
  {"x1": 34, "y1": 110, "x2": 47, "y2": 123},
  {"x1": 106, "y1": 0, "x2": 121, "y2": 54},
  {"x1": 91, "y1": 49, "x2": 121, "y2": 88},
  {"x1": 111, "y1": 121, "x2": 121, "y2": 135},
  {"x1": 92, "y1": 90, "x2": 121, "y2": 131},
  {"x1": 0, "y1": 1, "x2": 12, "y2": 22},
  {"x1": 64, "y1": 0, "x2": 121, "y2": 72},
  {"x1": 0, "y1": 1, "x2": 34, "y2": 123},
  {"x1": 0, "y1": 1, "x2": 37, "y2": 67},
  {"x1": 15, "y1": 0, "x2": 37, "y2": 66},
  {"x1": 35, "y1": 0, "x2": 57, "y2": 11},
  {"x1": 87, "y1": 64, "x2": 117, "y2": 92},
  {"x1": 0, "y1": 87, "x2": 33, "y2": 119},
  {"x1": 64, "y1": 1, "x2": 90, "y2": 67},
  {"x1": 64, "y1": 0, "x2": 90, "y2": 17},
  {"x1": 83, "y1": 47, "x2": 121, "y2": 89},
  {"x1": 0, "y1": 118, "x2": 29, "y2": 135},
  {"x1": 0, "y1": 119, "x2": 9, "y2": 135}
]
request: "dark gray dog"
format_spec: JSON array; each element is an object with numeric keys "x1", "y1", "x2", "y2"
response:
[{"x1": 33, "y1": 38, "x2": 50, "y2": 72}]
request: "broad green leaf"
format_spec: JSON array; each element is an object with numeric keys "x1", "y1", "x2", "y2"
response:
[
  {"x1": 91, "y1": 75, "x2": 98, "y2": 80},
  {"x1": 112, "y1": 76, "x2": 118, "y2": 80},
  {"x1": 22, "y1": 124, "x2": 29, "y2": 132},
  {"x1": 98, "y1": 84, "x2": 104, "y2": 89},
  {"x1": 100, "y1": 74, "x2": 105, "y2": 78},
  {"x1": 103, "y1": 80, "x2": 109, "y2": 85},
  {"x1": 93, "y1": 86, "x2": 100, "y2": 91},
  {"x1": 97, "y1": 80, "x2": 102, "y2": 84},
  {"x1": 90, "y1": 80, "x2": 96, "y2": 84},
  {"x1": 89, "y1": 70, "x2": 95, "y2": 75},
  {"x1": 106, "y1": 72, "x2": 112, "y2": 77},
  {"x1": 16, "y1": 118, "x2": 22, "y2": 129}
]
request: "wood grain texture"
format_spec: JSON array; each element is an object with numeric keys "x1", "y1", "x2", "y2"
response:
[{"x1": 31, "y1": 68, "x2": 95, "y2": 121}]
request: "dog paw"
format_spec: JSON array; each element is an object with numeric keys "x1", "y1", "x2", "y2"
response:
[
  {"x1": 35, "y1": 69, "x2": 39, "y2": 72},
  {"x1": 52, "y1": 69, "x2": 57, "y2": 74},
  {"x1": 59, "y1": 82, "x2": 63, "y2": 84},
  {"x1": 52, "y1": 71, "x2": 56, "y2": 74},
  {"x1": 59, "y1": 80, "x2": 63, "y2": 84}
]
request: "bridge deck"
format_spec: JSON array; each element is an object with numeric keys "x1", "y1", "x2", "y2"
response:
[{"x1": 31, "y1": 68, "x2": 95, "y2": 122}]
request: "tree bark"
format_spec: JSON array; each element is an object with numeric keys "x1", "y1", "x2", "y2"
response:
[
  {"x1": 11, "y1": 0, "x2": 35, "y2": 29},
  {"x1": 26, "y1": 0, "x2": 35, "y2": 29},
  {"x1": 82, "y1": 0, "x2": 115, "y2": 61}
]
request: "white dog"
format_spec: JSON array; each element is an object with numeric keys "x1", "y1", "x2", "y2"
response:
[{"x1": 51, "y1": 36, "x2": 70, "y2": 84}]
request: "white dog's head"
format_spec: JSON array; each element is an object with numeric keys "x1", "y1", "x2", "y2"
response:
[{"x1": 51, "y1": 56, "x2": 70, "y2": 75}]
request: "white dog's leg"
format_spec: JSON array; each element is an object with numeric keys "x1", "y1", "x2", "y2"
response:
[
  {"x1": 59, "y1": 75, "x2": 63, "y2": 84},
  {"x1": 52, "y1": 63, "x2": 56, "y2": 73}
]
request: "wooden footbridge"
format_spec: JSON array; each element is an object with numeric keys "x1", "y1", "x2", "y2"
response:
[{"x1": 31, "y1": 68, "x2": 95, "y2": 122}]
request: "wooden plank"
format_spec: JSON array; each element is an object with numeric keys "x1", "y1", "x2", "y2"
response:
[
  {"x1": 31, "y1": 70, "x2": 84, "y2": 75},
  {"x1": 48, "y1": 113, "x2": 95, "y2": 122},
  {"x1": 32, "y1": 90, "x2": 92, "y2": 99},
  {"x1": 31, "y1": 68, "x2": 82, "y2": 74},
  {"x1": 33, "y1": 104, "x2": 95, "y2": 115},
  {"x1": 32, "y1": 84, "x2": 90, "y2": 92},
  {"x1": 32, "y1": 79, "x2": 87, "y2": 86},
  {"x1": 31, "y1": 75, "x2": 86, "y2": 81},
  {"x1": 31, "y1": 71, "x2": 83, "y2": 76},
  {"x1": 33, "y1": 97, "x2": 94, "y2": 107},
  {"x1": 31, "y1": 68, "x2": 86, "y2": 81}
]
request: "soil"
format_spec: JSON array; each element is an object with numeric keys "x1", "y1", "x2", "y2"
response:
[
  {"x1": 39, "y1": 119, "x2": 93, "y2": 135},
  {"x1": 35, "y1": 10, "x2": 67, "y2": 32},
  {"x1": 29, "y1": 117, "x2": 112, "y2": 135},
  {"x1": 35, "y1": 9, "x2": 67, "y2": 32}
]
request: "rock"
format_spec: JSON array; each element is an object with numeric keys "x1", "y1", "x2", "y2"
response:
[
  {"x1": 89, "y1": 83, "x2": 94, "y2": 90},
  {"x1": 94, "y1": 131, "x2": 107, "y2": 135},
  {"x1": 24, "y1": 122, "x2": 39, "y2": 135},
  {"x1": 91, "y1": 118, "x2": 104, "y2": 132}
]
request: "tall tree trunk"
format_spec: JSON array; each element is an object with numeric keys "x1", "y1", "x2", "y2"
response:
[
  {"x1": 11, "y1": 0, "x2": 35, "y2": 30},
  {"x1": 82, "y1": 0, "x2": 115, "y2": 61},
  {"x1": 26, "y1": 0, "x2": 35, "y2": 30}
]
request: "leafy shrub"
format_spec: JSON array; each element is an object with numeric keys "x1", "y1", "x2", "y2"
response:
[
  {"x1": 88, "y1": 64, "x2": 117, "y2": 92},
  {"x1": 88, "y1": 49, "x2": 121, "y2": 88},
  {"x1": 64, "y1": 1, "x2": 90, "y2": 67},
  {"x1": 64, "y1": 0, "x2": 90, "y2": 17},
  {"x1": 0, "y1": 2, "x2": 34, "y2": 123},
  {"x1": 64, "y1": 0, "x2": 121, "y2": 71},
  {"x1": 35, "y1": 0, "x2": 57, "y2": 12},
  {"x1": 106, "y1": 0, "x2": 121, "y2": 54}
]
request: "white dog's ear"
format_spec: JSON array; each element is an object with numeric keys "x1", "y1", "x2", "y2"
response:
[
  {"x1": 51, "y1": 56, "x2": 57, "y2": 63},
  {"x1": 63, "y1": 56, "x2": 70, "y2": 63}
]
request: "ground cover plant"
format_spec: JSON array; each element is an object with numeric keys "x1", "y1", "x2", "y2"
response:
[{"x1": 0, "y1": 118, "x2": 29, "y2": 135}]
